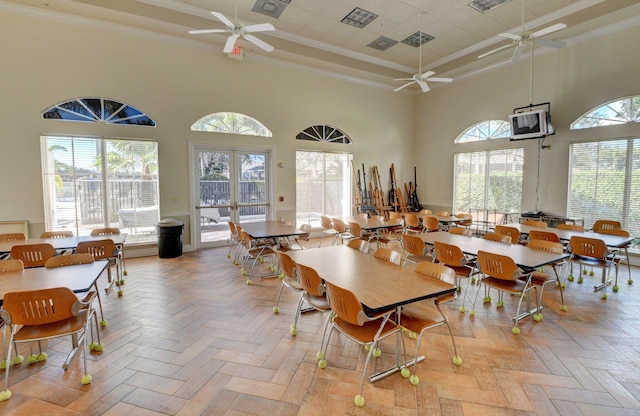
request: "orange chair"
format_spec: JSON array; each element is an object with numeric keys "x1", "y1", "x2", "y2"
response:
[
  {"x1": 226, "y1": 221, "x2": 241, "y2": 261},
  {"x1": 592, "y1": 220, "x2": 621, "y2": 233},
  {"x1": 433, "y1": 241, "x2": 478, "y2": 312},
  {"x1": 401, "y1": 234, "x2": 431, "y2": 267},
  {"x1": 400, "y1": 262, "x2": 461, "y2": 385},
  {"x1": 557, "y1": 223, "x2": 585, "y2": 232},
  {"x1": 347, "y1": 238, "x2": 369, "y2": 253},
  {"x1": 317, "y1": 280, "x2": 407, "y2": 407},
  {"x1": 528, "y1": 229, "x2": 560, "y2": 243},
  {"x1": 292, "y1": 263, "x2": 331, "y2": 337},
  {"x1": 448, "y1": 227, "x2": 472, "y2": 236},
  {"x1": 523, "y1": 219, "x2": 548, "y2": 228},
  {"x1": 455, "y1": 213, "x2": 473, "y2": 229},
  {"x1": 236, "y1": 228, "x2": 276, "y2": 285},
  {"x1": 495, "y1": 225, "x2": 522, "y2": 244},
  {"x1": 421, "y1": 216, "x2": 440, "y2": 233},
  {"x1": 596, "y1": 228, "x2": 633, "y2": 285},
  {"x1": 568, "y1": 236, "x2": 618, "y2": 299},
  {"x1": 526, "y1": 240, "x2": 567, "y2": 312},
  {"x1": 483, "y1": 233, "x2": 512, "y2": 244},
  {"x1": 471, "y1": 251, "x2": 540, "y2": 335},
  {"x1": 0, "y1": 233, "x2": 26, "y2": 241},
  {"x1": 332, "y1": 219, "x2": 353, "y2": 245},
  {"x1": 273, "y1": 251, "x2": 303, "y2": 316},
  {"x1": 90, "y1": 227, "x2": 127, "y2": 278},
  {"x1": 40, "y1": 231, "x2": 73, "y2": 238},
  {"x1": 0, "y1": 260, "x2": 25, "y2": 369},
  {"x1": 318, "y1": 216, "x2": 338, "y2": 247},
  {"x1": 10, "y1": 243, "x2": 56, "y2": 268},
  {"x1": 76, "y1": 239, "x2": 123, "y2": 295},
  {"x1": 403, "y1": 213, "x2": 423, "y2": 234},
  {"x1": 373, "y1": 247, "x2": 403, "y2": 266}
]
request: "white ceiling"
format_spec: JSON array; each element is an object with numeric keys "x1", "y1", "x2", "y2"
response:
[{"x1": 4, "y1": 0, "x2": 640, "y2": 91}]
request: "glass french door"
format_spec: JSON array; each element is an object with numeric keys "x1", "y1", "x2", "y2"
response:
[{"x1": 193, "y1": 146, "x2": 271, "y2": 247}]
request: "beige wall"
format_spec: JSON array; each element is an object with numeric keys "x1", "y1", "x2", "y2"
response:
[{"x1": 415, "y1": 25, "x2": 640, "y2": 214}]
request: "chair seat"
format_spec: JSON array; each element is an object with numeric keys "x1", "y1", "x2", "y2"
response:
[
  {"x1": 482, "y1": 276, "x2": 529, "y2": 293},
  {"x1": 527, "y1": 271, "x2": 557, "y2": 285},
  {"x1": 14, "y1": 310, "x2": 89, "y2": 342},
  {"x1": 300, "y1": 292, "x2": 331, "y2": 311},
  {"x1": 572, "y1": 255, "x2": 612, "y2": 268},
  {"x1": 332, "y1": 316, "x2": 399, "y2": 344},
  {"x1": 282, "y1": 276, "x2": 303, "y2": 291},
  {"x1": 400, "y1": 303, "x2": 445, "y2": 332}
]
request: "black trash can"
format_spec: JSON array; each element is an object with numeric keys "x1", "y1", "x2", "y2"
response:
[{"x1": 156, "y1": 218, "x2": 185, "y2": 258}]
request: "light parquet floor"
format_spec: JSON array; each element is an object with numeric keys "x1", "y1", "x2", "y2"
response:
[{"x1": 2, "y1": 240, "x2": 640, "y2": 415}]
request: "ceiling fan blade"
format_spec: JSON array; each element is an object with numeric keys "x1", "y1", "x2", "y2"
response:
[
  {"x1": 189, "y1": 29, "x2": 227, "y2": 34},
  {"x1": 244, "y1": 23, "x2": 275, "y2": 33},
  {"x1": 417, "y1": 81, "x2": 430, "y2": 93},
  {"x1": 243, "y1": 34, "x2": 274, "y2": 52},
  {"x1": 223, "y1": 34, "x2": 239, "y2": 53},
  {"x1": 394, "y1": 81, "x2": 416, "y2": 92},
  {"x1": 531, "y1": 23, "x2": 567, "y2": 39},
  {"x1": 478, "y1": 43, "x2": 513, "y2": 59},
  {"x1": 418, "y1": 71, "x2": 435, "y2": 80},
  {"x1": 498, "y1": 32, "x2": 522, "y2": 41},
  {"x1": 394, "y1": 77, "x2": 415, "y2": 81},
  {"x1": 533, "y1": 39, "x2": 566, "y2": 49},
  {"x1": 427, "y1": 77, "x2": 453, "y2": 83},
  {"x1": 211, "y1": 11, "x2": 235, "y2": 28},
  {"x1": 511, "y1": 45, "x2": 524, "y2": 62}
]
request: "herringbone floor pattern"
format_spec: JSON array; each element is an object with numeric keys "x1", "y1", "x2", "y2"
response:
[{"x1": 1, "y1": 240, "x2": 640, "y2": 415}]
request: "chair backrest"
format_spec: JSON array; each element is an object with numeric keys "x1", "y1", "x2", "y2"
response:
[
  {"x1": 371, "y1": 215, "x2": 384, "y2": 222},
  {"x1": 355, "y1": 213, "x2": 368, "y2": 220},
  {"x1": 347, "y1": 238, "x2": 369, "y2": 253},
  {"x1": 275, "y1": 251, "x2": 296, "y2": 279},
  {"x1": 455, "y1": 213, "x2": 473, "y2": 226},
  {"x1": 527, "y1": 239, "x2": 564, "y2": 254},
  {"x1": 404, "y1": 213, "x2": 420, "y2": 228},
  {"x1": 569, "y1": 236, "x2": 609, "y2": 259},
  {"x1": 557, "y1": 223, "x2": 585, "y2": 232},
  {"x1": 227, "y1": 221, "x2": 237, "y2": 237},
  {"x1": 419, "y1": 209, "x2": 432, "y2": 216},
  {"x1": 298, "y1": 224, "x2": 312, "y2": 238},
  {"x1": 76, "y1": 239, "x2": 117, "y2": 261},
  {"x1": 435, "y1": 211, "x2": 450, "y2": 217},
  {"x1": 10, "y1": 243, "x2": 56, "y2": 268},
  {"x1": 523, "y1": 219, "x2": 548, "y2": 228},
  {"x1": 44, "y1": 253, "x2": 95, "y2": 268},
  {"x1": 40, "y1": 230, "x2": 74, "y2": 238},
  {"x1": 483, "y1": 233, "x2": 512, "y2": 244},
  {"x1": 1, "y1": 287, "x2": 79, "y2": 326},
  {"x1": 495, "y1": 225, "x2": 520, "y2": 243},
  {"x1": 477, "y1": 250, "x2": 520, "y2": 281},
  {"x1": 528, "y1": 229, "x2": 560, "y2": 243},
  {"x1": 448, "y1": 227, "x2": 472, "y2": 236},
  {"x1": 323, "y1": 280, "x2": 370, "y2": 326},
  {"x1": 348, "y1": 222, "x2": 363, "y2": 238},
  {"x1": 422, "y1": 216, "x2": 440, "y2": 232},
  {"x1": 389, "y1": 211, "x2": 402, "y2": 220},
  {"x1": 90, "y1": 227, "x2": 121, "y2": 236},
  {"x1": 433, "y1": 241, "x2": 467, "y2": 267},
  {"x1": 0, "y1": 259, "x2": 24, "y2": 272},
  {"x1": 294, "y1": 263, "x2": 326, "y2": 297},
  {"x1": 373, "y1": 248, "x2": 402, "y2": 265},
  {"x1": 320, "y1": 216, "x2": 333, "y2": 229},
  {"x1": 401, "y1": 234, "x2": 426, "y2": 256},
  {"x1": 592, "y1": 220, "x2": 621, "y2": 232},
  {"x1": 0, "y1": 233, "x2": 26, "y2": 241},
  {"x1": 332, "y1": 218, "x2": 348, "y2": 233},
  {"x1": 596, "y1": 228, "x2": 630, "y2": 237},
  {"x1": 415, "y1": 261, "x2": 457, "y2": 287}
]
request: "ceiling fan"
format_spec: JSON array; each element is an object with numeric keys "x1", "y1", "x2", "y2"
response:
[
  {"x1": 478, "y1": 0, "x2": 566, "y2": 62},
  {"x1": 189, "y1": 10, "x2": 275, "y2": 54},
  {"x1": 394, "y1": 13, "x2": 452, "y2": 93}
]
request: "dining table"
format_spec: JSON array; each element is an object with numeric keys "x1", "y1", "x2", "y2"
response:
[
  {"x1": 0, "y1": 234, "x2": 128, "y2": 255},
  {"x1": 286, "y1": 245, "x2": 455, "y2": 382}
]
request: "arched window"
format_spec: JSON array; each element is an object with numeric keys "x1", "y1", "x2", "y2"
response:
[
  {"x1": 296, "y1": 125, "x2": 352, "y2": 144},
  {"x1": 571, "y1": 96, "x2": 640, "y2": 129},
  {"x1": 455, "y1": 120, "x2": 510, "y2": 143},
  {"x1": 191, "y1": 112, "x2": 272, "y2": 137},
  {"x1": 42, "y1": 97, "x2": 156, "y2": 126}
]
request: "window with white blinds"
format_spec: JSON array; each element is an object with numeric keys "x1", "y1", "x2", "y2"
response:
[
  {"x1": 568, "y1": 139, "x2": 640, "y2": 237},
  {"x1": 41, "y1": 136, "x2": 159, "y2": 243},
  {"x1": 453, "y1": 148, "x2": 524, "y2": 214}
]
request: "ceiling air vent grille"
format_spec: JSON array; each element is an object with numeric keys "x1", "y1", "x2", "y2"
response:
[{"x1": 468, "y1": 0, "x2": 512, "y2": 14}]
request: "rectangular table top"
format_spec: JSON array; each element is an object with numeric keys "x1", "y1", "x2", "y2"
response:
[
  {"x1": 0, "y1": 234, "x2": 128, "y2": 254},
  {"x1": 419, "y1": 231, "x2": 569, "y2": 271},
  {"x1": 345, "y1": 217, "x2": 403, "y2": 230},
  {"x1": 287, "y1": 245, "x2": 455, "y2": 315},
  {"x1": 502, "y1": 223, "x2": 634, "y2": 248},
  {"x1": 240, "y1": 221, "x2": 306, "y2": 239},
  {"x1": 0, "y1": 259, "x2": 108, "y2": 299}
]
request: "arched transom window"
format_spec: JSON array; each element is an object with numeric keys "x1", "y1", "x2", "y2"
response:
[
  {"x1": 191, "y1": 112, "x2": 272, "y2": 137},
  {"x1": 296, "y1": 125, "x2": 352, "y2": 144},
  {"x1": 571, "y1": 96, "x2": 640, "y2": 130},
  {"x1": 455, "y1": 120, "x2": 510, "y2": 143},
  {"x1": 42, "y1": 97, "x2": 156, "y2": 126}
]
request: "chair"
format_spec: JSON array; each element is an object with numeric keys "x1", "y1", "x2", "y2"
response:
[
  {"x1": 0, "y1": 260, "x2": 25, "y2": 370},
  {"x1": 347, "y1": 238, "x2": 370, "y2": 253},
  {"x1": 526, "y1": 240, "x2": 568, "y2": 312},
  {"x1": 448, "y1": 227, "x2": 472, "y2": 236},
  {"x1": 523, "y1": 219, "x2": 548, "y2": 228},
  {"x1": 495, "y1": 225, "x2": 522, "y2": 244},
  {"x1": 528, "y1": 229, "x2": 560, "y2": 243},
  {"x1": 568, "y1": 236, "x2": 618, "y2": 299},
  {"x1": 403, "y1": 213, "x2": 423, "y2": 234},
  {"x1": 373, "y1": 247, "x2": 403, "y2": 266},
  {"x1": 318, "y1": 216, "x2": 338, "y2": 247},
  {"x1": 226, "y1": 221, "x2": 241, "y2": 262},
  {"x1": 401, "y1": 234, "x2": 431, "y2": 267},
  {"x1": 273, "y1": 251, "x2": 302, "y2": 316},
  {"x1": 592, "y1": 220, "x2": 621, "y2": 233},
  {"x1": 76, "y1": 239, "x2": 123, "y2": 296},
  {"x1": 40, "y1": 231, "x2": 73, "y2": 238},
  {"x1": 331, "y1": 219, "x2": 353, "y2": 245},
  {"x1": 90, "y1": 228, "x2": 127, "y2": 279},
  {"x1": 557, "y1": 223, "x2": 585, "y2": 232},
  {"x1": 596, "y1": 228, "x2": 633, "y2": 285},
  {"x1": 471, "y1": 251, "x2": 540, "y2": 335},
  {"x1": 237, "y1": 228, "x2": 276, "y2": 284},
  {"x1": 317, "y1": 280, "x2": 408, "y2": 407},
  {"x1": 0, "y1": 287, "x2": 99, "y2": 402},
  {"x1": 483, "y1": 233, "x2": 512, "y2": 244},
  {"x1": 421, "y1": 216, "x2": 440, "y2": 233},
  {"x1": 432, "y1": 240, "x2": 478, "y2": 308},
  {"x1": 45, "y1": 253, "x2": 107, "y2": 328},
  {"x1": 418, "y1": 209, "x2": 432, "y2": 216},
  {"x1": 10, "y1": 243, "x2": 56, "y2": 268},
  {"x1": 455, "y1": 213, "x2": 473, "y2": 229},
  {"x1": 400, "y1": 261, "x2": 461, "y2": 385},
  {"x1": 293, "y1": 224, "x2": 312, "y2": 249},
  {"x1": 291, "y1": 263, "x2": 331, "y2": 337},
  {"x1": 0, "y1": 233, "x2": 26, "y2": 241},
  {"x1": 435, "y1": 211, "x2": 450, "y2": 217},
  {"x1": 349, "y1": 221, "x2": 385, "y2": 250}
]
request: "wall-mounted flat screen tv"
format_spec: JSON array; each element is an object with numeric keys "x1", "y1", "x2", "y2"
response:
[{"x1": 509, "y1": 109, "x2": 549, "y2": 140}]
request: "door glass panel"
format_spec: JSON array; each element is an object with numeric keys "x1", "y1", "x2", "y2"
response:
[
  {"x1": 238, "y1": 153, "x2": 267, "y2": 223},
  {"x1": 197, "y1": 151, "x2": 232, "y2": 245}
]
